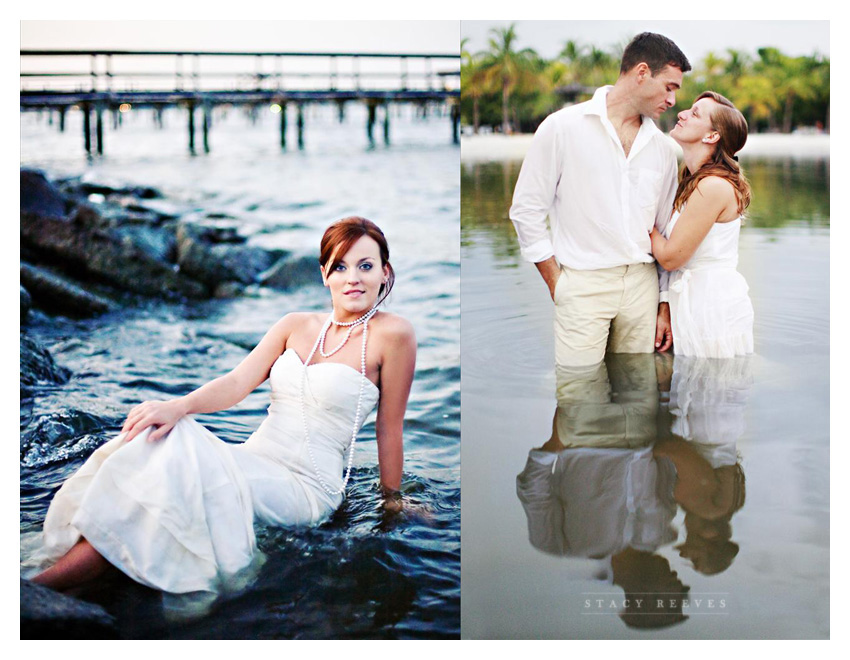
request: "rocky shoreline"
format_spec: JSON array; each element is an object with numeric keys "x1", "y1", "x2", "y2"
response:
[
  {"x1": 19, "y1": 167, "x2": 324, "y2": 637},
  {"x1": 20, "y1": 167, "x2": 324, "y2": 396}
]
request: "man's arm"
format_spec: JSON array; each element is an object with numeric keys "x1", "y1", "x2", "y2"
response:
[
  {"x1": 509, "y1": 115, "x2": 561, "y2": 293},
  {"x1": 535, "y1": 257, "x2": 562, "y2": 301}
]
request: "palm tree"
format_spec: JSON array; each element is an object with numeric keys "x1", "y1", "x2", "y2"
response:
[
  {"x1": 558, "y1": 39, "x2": 586, "y2": 84},
  {"x1": 755, "y1": 47, "x2": 820, "y2": 132},
  {"x1": 733, "y1": 73, "x2": 777, "y2": 130},
  {"x1": 461, "y1": 37, "x2": 490, "y2": 134},
  {"x1": 478, "y1": 24, "x2": 541, "y2": 134}
]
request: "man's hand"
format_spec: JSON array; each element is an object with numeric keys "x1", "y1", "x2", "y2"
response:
[
  {"x1": 655, "y1": 302, "x2": 673, "y2": 352},
  {"x1": 534, "y1": 257, "x2": 562, "y2": 302}
]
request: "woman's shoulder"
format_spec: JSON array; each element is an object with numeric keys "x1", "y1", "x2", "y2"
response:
[
  {"x1": 689, "y1": 176, "x2": 739, "y2": 220},
  {"x1": 694, "y1": 175, "x2": 737, "y2": 202},
  {"x1": 373, "y1": 312, "x2": 416, "y2": 345},
  {"x1": 267, "y1": 312, "x2": 324, "y2": 337}
]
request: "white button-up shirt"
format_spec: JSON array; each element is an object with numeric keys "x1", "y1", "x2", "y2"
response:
[{"x1": 509, "y1": 86, "x2": 678, "y2": 279}]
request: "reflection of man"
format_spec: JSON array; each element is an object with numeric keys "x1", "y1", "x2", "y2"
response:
[
  {"x1": 517, "y1": 354, "x2": 677, "y2": 560},
  {"x1": 509, "y1": 33, "x2": 691, "y2": 366},
  {"x1": 516, "y1": 353, "x2": 687, "y2": 629}
]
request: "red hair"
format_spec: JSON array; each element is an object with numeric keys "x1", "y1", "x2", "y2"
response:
[{"x1": 320, "y1": 216, "x2": 395, "y2": 306}]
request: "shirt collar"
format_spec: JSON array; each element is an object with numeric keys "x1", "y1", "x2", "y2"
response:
[{"x1": 583, "y1": 85, "x2": 661, "y2": 136}]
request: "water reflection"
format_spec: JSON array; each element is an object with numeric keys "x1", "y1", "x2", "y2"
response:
[
  {"x1": 516, "y1": 354, "x2": 752, "y2": 629},
  {"x1": 666, "y1": 357, "x2": 752, "y2": 577}
]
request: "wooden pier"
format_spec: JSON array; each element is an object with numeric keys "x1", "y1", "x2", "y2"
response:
[{"x1": 20, "y1": 49, "x2": 460, "y2": 155}]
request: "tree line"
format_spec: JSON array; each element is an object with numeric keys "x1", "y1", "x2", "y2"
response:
[{"x1": 461, "y1": 25, "x2": 830, "y2": 135}]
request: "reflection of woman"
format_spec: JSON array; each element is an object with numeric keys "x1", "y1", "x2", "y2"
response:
[
  {"x1": 650, "y1": 91, "x2": 754, "y2": 358},
  {"x1": 659, "y1": 356, "x2": 752, "y2": 574},
  {"x1": 32, "y1": 217, "x2": 417, "y2": 596}
]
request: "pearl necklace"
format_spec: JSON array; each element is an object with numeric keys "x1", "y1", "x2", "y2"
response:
[
  {"x1": 300, "y1": 307, "x2": 377, "y2": 496},
  {"x1": 319, "y1": 305, "x2": 378, "y2": 357}
]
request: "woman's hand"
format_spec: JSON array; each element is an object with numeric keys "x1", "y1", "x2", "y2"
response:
[
  {"x1": 381, "y1": 485, "x2": 404, "y2": 514},
  {"x1": 121, "y1": 399, "x2": 188, "y2": 442},
  {"x1": 380, "y1": 485, "x2": 435, "y2": 523},
  {"x1": 649, "y1": 226, "x2": 665, "y2": 256}
]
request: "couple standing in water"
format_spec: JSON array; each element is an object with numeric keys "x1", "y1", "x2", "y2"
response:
[
  {"x1": 510, "y1": 31, "x2": 754, "y2": 365},
  {"x1": 510, "y1": 32, "x2": 754, "y2": 629}
]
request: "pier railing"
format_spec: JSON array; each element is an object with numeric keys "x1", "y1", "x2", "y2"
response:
[{"x1": 20, "y1": 49, "x2": 461, "y2": 153}]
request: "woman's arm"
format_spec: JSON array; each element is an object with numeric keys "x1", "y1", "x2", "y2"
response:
[
  {"x1": 121, "y1": 313, "x2": 298, "y2": 441},
  {"x1": 650, "y1": 177, "x2": 736, "y2": 271},
  {"x1": 374, "y1": 317, "x2": 417, "y2": 509}
]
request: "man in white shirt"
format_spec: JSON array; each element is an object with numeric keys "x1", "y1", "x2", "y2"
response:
[{"x1": 510, "y1": 33, "x2": 690, "y2": 366}]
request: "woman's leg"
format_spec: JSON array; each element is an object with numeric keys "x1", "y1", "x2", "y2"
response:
[{"x1": 32, "y1": 538, "x2": 111, "y2": 591}]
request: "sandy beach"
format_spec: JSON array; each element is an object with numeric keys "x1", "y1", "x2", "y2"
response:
[{"x1": 460, "y1": 132, "x2": 830, "y2": 162}]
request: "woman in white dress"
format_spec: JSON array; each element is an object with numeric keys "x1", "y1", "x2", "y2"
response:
[
  {"x1": 31, "y1": 216, "x2": 417, "y2": 595},
  {"x1": 650, "y1": 91, "x2": 754, "y2": 358}
]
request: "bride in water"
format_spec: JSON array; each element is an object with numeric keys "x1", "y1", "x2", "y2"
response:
[
  {"x1": 32, "y1": 216, "x2": 417, "y2": 595},
  {"x1": 650, "y1": 91, "x2": 754, "y2": 358}
]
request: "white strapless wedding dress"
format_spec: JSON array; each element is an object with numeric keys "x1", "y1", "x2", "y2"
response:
[
  {"x1": 37, "y1": 349, "x2": 379, "y2": 594},
  {"x1": 665, "y1": 209, "x2": 754, "y2": 358}
]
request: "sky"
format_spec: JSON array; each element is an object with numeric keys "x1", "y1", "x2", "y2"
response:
[
  {"x1": 20, "y1": 21, "x2": 459, "y2": 54},
  {"x1": 19, "y1": 21, "x2": 460, "y2": 92},
  {"x1": 462, "y1": 20, "x2": 830, "y2": 62}
]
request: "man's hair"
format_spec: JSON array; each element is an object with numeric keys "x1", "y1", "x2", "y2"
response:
[{"x1": 620, "y1": 32, "x2": 691, "y2": 75}]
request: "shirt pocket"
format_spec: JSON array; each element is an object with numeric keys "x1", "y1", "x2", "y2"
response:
[{"x1": 636, "y1": 169, "x2": 664, "y2": 221}]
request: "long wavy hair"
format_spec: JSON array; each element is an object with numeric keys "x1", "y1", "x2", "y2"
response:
[
  {"x1": 673, "y1": 91, "x2": 752, "y2": 216},
  {"x1": 319, "y1": 216, "x2": 395, "y2": 307}
]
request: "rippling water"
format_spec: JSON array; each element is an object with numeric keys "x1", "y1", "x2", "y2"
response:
[
  {"x1": 20, "y1": 105, "x2": 460, "y2": 639},
  {"x1": 460, "y1": 155, "x2": 829, "y2": 639}
]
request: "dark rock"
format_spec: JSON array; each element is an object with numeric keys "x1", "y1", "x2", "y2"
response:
[
  {"x1": 75, "y1": 181, "x2": 162, "y2": 200},
  {"x1": 21, "y1": 203, "x2": 207, "y2": 300},
  {"x1": 97, "y1": 204, "x2": 166, "y2": 228},
  {"x1": 123, "y1": 202, "x2": 177, "y2": 223},
  {"x1": 21, "y1": 332, "x2": 71, "y2": 399},
  {"x1": 21, "y1": 169, "x2": 69, "y2": 219},
  {"x1": 20, "y1": 170, "x2": 319, "y2": 301},
  {"x1": 21, "y1": 286, "x2": 32, "y2": 322},
  {"x1": 176, "y1": 221, "x2": 286, "y2": 287},
  {"x1": 114, "y1": 224, "x2": 178, "y2": 264},
  {"x1": 260, "y1": 254, "x2": 324, "y2": 291},
  {"x1": 20, "y1": 579, "x2": 118, "y2": 639},
  {"x1": 178, "y1": 218, "x2": 246, "y2": 244},
  {"x1": 212, "y1": 281, "x2": 246, "y2": 298},
  {"x1": 21, "y1": 262, "x2": 113, "y2": 317}
]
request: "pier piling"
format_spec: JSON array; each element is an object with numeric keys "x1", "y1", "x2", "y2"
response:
[
  {"x1": 188, "y1": 101, "x2": 196, "y2": 155},
  {"x1": 203, "y1": 103, "x2": 211, "y2": 154},
  {"x1": 297, "y1": 103, "x2": 304, "y2": 150},
  {"x1": 367, "y1": 100, "x2": 377, "y2": 146},
  {"x1": 451, "y1": 102, "x2": 460, "y2": 145},
  {"x1": 95, "y1": 103, "x2": 104, "y2": 155},
  {"x1": 383, "y1": 103, "x2": 390, "y2": 145},
  {"x1": 83, "y1": 102, "x2": 92, "y2": 155},
  {"x1": 280, "y1": 102, "x2": 287, "y2": 150}
]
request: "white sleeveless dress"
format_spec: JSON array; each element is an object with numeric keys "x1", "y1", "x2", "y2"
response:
[
  {"x1": 664, "y1": 209, "x2": 754, "y2": 358},
  {"x1": 37, "y1": 348, "x2": 379, "y2": 594}
]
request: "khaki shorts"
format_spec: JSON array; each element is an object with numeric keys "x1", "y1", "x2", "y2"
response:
[{"x1": 553, "y1": 263, "x2": 659, "y2": 367}]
